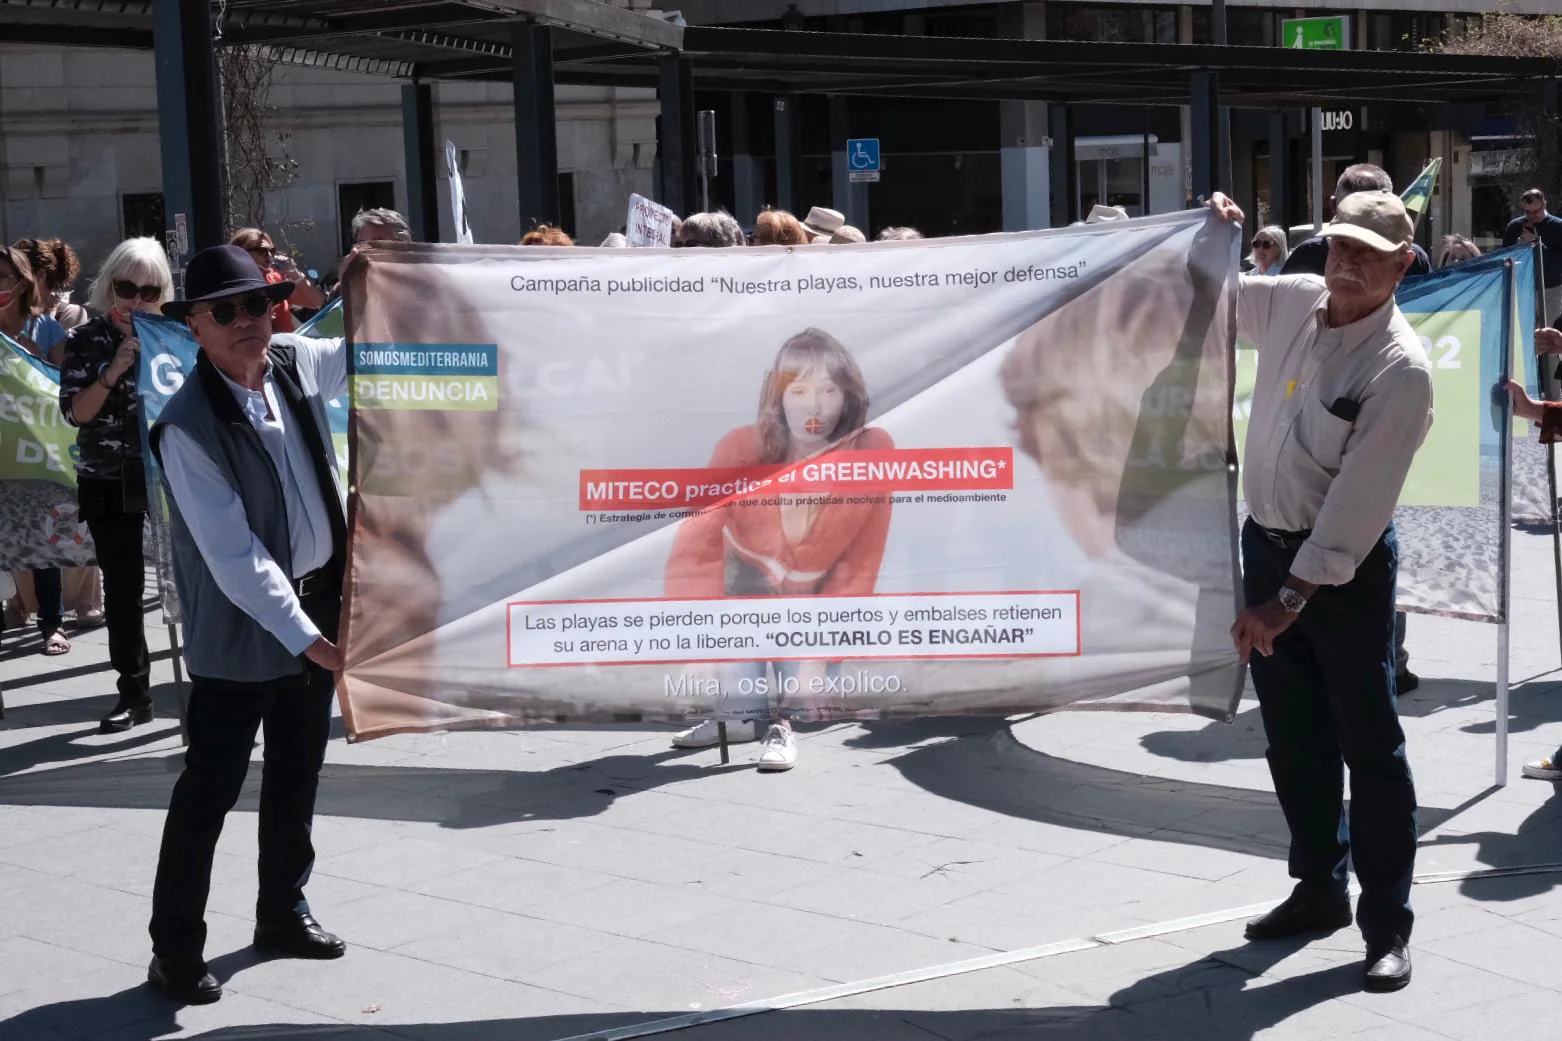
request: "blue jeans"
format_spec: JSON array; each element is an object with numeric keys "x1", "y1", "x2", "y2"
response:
[{"x1": 1241, "y1": 519, "x2": 1417, "y2": 944}]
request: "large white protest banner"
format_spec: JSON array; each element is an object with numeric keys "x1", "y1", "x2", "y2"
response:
[
  {"x1": 625, "y1": 193, "x2": 677, "y2": 246},
  {"x1": 336, "y1": 213, "x2": 1245, "y2": 740}
]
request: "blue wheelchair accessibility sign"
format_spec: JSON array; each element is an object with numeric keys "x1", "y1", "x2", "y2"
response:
[{"x1": 846, "y1": 138, "x2": 881, "y2": 182}]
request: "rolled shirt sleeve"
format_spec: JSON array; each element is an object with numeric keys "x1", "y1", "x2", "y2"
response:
[
  {"x1": 282, "y1": 334, "x2": 348, "y2": 400},
  {"x1": 158, "y1": 425, "x2": 321, "y2": 655},
  {"x1": 1236, "y1": 273, "x2": 1278, "y2": 346},
  {"x1": 1290, "y1": 365, "x2": 1434, "y2": 586}
]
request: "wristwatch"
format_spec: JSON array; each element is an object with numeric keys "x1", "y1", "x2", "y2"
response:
[{"x1": 1277, "y1": 586, "x2": 1309, "y2": 614}]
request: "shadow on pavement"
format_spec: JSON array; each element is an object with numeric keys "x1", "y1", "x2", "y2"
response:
[
  {"x1": 0, "y1": 645, "x2": 177, "y2": 692},
  {"x1": 3, "y1": 936, "x2": 1365, "y2": 1041},
  {"x1": 0, "y1": 747, "x2": 749, "y2": 830},
  {"x1": 853, "y1": 715, "x2": 1465, "y2": 860},
  {"x1": 853, "y1": 716, "x2": 1292, "y2": 857},
  {"x1": 1139, "y1": 678, "x2": 1555, "y2": 765},
  {"x1": 1421, "y1": 786, "x2": 1562, "y2": 900},
  {"x1": 0, "y1": 711, "x2": 1468, "y2": 859},
  {"x1": 0, "y1": 681, "x2": 182, "y2": 750}
]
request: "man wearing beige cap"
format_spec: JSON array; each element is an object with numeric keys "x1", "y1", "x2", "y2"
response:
[{"x1": 1207, "y1": 189, "x2": 1432, "y2": 993}]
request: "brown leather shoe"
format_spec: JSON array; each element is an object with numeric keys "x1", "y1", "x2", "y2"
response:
[{"x1": 1243, "y1": 890, "x2": 1352, "y2": 941}]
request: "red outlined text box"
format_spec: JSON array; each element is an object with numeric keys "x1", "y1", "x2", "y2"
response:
[{"x1": 506, "y1": 590, "x2": 1081, "y2": 668}]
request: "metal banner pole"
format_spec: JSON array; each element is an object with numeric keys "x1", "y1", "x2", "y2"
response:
[
  {"x1": 1499, "y1": 259, "x2": 1518, "y2": 786},
  {"x1": 1310, "y1": 109, "x2": 1324, "y2": 234},
  {"x1": 1537, "y1": 242, "x2": 1562, "y2": 667}
]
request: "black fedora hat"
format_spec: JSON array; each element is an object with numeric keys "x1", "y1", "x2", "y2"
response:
[{"x1": 162, "y1": 244, "x2": 293, "y2": 321}]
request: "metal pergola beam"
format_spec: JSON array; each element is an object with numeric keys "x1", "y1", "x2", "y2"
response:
[
  {"x1": 254, "y1": 45, "x2": 416, "y2": 79},
  {"x1": 465, "y1": 0, "x2": 682, "y2": 50}
]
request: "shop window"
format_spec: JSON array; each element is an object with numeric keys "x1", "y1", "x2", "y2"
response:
[
  {"x1": 337, "y1": 180, "x2": 397, "y2": 254},
  {"x1": 1367, "y1": 12, "x2": 1441, "y2": 52}
]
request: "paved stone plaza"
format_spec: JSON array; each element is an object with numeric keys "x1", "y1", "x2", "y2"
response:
[{"x1": 4, "y1": 527, "x2": 1562, "y2": 1040}]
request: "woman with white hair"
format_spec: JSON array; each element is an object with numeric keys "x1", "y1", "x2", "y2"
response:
[
  {"x1": 58, "y1": 236, "x2": 171, "y2": 731},
  {"x1": 1246, "y1": 225, "x2": 1289, "y2": 275}
]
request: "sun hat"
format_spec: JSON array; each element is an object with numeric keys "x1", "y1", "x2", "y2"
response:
[
  {"x1": 162, "y1": 245, "x2": 293, "y2": 320},
  {"x1": 802, "y1": 206, "x2": 845, "y2": 236}
]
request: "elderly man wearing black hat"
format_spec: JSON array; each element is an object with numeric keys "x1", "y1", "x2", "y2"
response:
[{"x1": 144, "y1": 245, "x2": 349, "y2": 1004}]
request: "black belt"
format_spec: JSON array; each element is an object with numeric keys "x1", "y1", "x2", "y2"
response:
[
  {"x1": 293, "y1": 566, "x2": 339, "y2": 598},
  {"x1": 1255, "y1": 523, "x2": 1312, "y2": 551}
]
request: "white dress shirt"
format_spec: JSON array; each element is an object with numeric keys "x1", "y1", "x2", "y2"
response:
[
  {"x1": 159, "y1": 335, "x2": 348, "y2": 655},
  {"x1": 1238, "y1": 274, "x2": 1434, "y2": 587}
]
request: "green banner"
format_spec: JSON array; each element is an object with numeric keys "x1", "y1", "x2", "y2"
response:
[{"x1": 0, "y1": 333, "x2": 93, "y2": 568}]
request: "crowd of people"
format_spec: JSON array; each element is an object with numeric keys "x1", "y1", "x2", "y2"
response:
[
  {"x1": 0, "y1": 211, "x2": 386, "y2": 729},
  {"x1": 512, "y1": 204, "x2": 922, "y2": 250},
  {"x1": 8, "y1": 173, "x2": 1562, "y2": 1004}
]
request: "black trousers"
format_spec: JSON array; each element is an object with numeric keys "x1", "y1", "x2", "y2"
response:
[
  {"x1": 148, "y1": 590, "x2": 338, "y2": 970},
  {"x1": 32, "y1": 567, "x2": 62, "y2": 637},
  {"x1": 77, "y1": 476, "x2": 149, "y2": 702},
  {"x1": 1241, "y1": 518, "x2": 1417, "y2": 944}
]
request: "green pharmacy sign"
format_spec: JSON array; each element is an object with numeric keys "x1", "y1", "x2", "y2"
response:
[{"x1": 1280, "y1": 16, "x2": 1350, "y2": 50}]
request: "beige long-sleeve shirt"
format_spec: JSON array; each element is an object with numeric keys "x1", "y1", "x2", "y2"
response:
[{"x1": 1238, "y1": 274, "x2": 1433, "y2": 587}]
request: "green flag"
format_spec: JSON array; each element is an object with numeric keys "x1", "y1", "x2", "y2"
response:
[
  {"x1": 0, "y1": 332, "x2": 94, "y2": 568},
  {"x1": 1400, "y1": 158, "x2": 1442, "y2": 229}
]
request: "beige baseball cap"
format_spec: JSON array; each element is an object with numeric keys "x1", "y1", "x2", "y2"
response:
[{"x1": 1319, "y1": 190, "x2": 1414, "y2": 252}]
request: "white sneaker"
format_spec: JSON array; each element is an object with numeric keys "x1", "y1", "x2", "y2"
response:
[
  {"x1": 671, "y1": 718, "x2": 758, "y2": 749},
  {"x1": 756, "y1": 725, "x2": 798, "y2": 772},
  {"x1": 1522, "y1": 757, "x2": 1562, "y2": 781}
]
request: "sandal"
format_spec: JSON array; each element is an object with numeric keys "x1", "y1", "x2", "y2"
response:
[
  {"x1": 42, "y1": 631, "x2": 71, "y2": 655},
  {"x1": 74, "y1": 608, "x2": 105, "y2": 629}
]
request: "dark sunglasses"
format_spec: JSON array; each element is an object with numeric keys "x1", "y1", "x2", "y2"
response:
[
  {"x1": 1251, "y1": 239, "x2": 1278, "y2": 249},
  {"x1": 112, "y1": 280, "x2": 163, "y2": 303},
  {"x1": 198, "y1": 295, "x2": 271, "y2": 326},
  {"x1": 247, "y1": 246, "x2": 276, "y2": 257}
]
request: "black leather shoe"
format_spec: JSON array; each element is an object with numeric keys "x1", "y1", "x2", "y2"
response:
[
  {"x1": 1364, "y1": 937, "x2": 1411, "y2": 992},
  {"x1": 1243, "y1": 890, "x2": 1353, "y2": 941},
  {"x1": 147, "y1": 957, "x2": 222, "y2": 1004},
  {"x1": 1396, "y1": 671, "x2": 1420, "y2": 694},
  {"x1": 100, "y1": 699, "x2": 152, "y2": 733},
  {"x1": 254, "y1": 914, "x2": 346, "y2": 959}
]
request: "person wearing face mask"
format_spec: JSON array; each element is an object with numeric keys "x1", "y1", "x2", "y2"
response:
[
  {"x1": 13, "y1": 238, "x2": 87, "y2": 331},
  {"x1": 58, "y1": 237, "x2": 172, "y2": 729},
  {"x1": 663, "y1": 329, "x2": 893, "y2": 771},
  {"x1": 0, "y1": 245, "x2": 73, "y2": 654},
  {"x1": 0, "y1": 246, "x2": 67, "y2": 365},
  {"x1": 1208, "y1": 190, "x2": 1432, "y2": 993}
]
